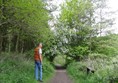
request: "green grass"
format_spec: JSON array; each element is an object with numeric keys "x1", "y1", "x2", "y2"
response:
[
  {"x1": 67, "y1": 55, "x2": 118, "y2": 83},
  {"x1": 0, "y1": 52, "x2": 54, "y2": 83}
]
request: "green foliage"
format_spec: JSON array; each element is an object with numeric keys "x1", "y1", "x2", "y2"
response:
[
  {"x1": 93, "y1": 66, "x2": 118, "y2": 83},
  {"x1": 92, "y1": 34, "x2": 118, "y2": 56},
  {"x1": 67, "y1": 54, "x2": 118, "y2": 83},
  {"x1": 60, "y1": 0, "x2": 93, "y2": 26},
  {"x1": 96, "y1": 45, "x2": 118, "y2": 56},
  {"x1": 69, "y1": 46, "x2": 89, "y2": 58},
  {"x1": 1, "y1": 0, "x2": 117, "y2": 82},
  {"x1": 93, "y1": 55, "x2": 118, "y2": 83},
  {"x1": 67, "y1": 62, "x2": 90, "y2": 83},
  {"x1": 0, "y1": 53, "x2": 54, "y2": 83},
  {"x1": 25, "y1": 49, "x2": 34, "y2": 58},
  {"x1": 59, "y1": 0, "x2": 94, "y2": 44},
  {"x1": 53, "y1": 55, "x2": 66, "y2": 66},
  {"x1": 42, "y1": 59, "x2": 55, "y2": 80},
  {"x1": 0, "y1": 0, "x2": 54, "y2": 53},
  {"x1": 56, "y1": 0, "x2": 115, "y2": 62}
]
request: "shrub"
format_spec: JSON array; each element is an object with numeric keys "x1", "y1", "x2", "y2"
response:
[
  {"x1": 67, "y1": 62, "x2": 89, "y2": 83},
  {"x1": 67, "y1": 55, "x2": 118, "y2": 83},
  {"x1": 0, "y1": 53, "x2": 54, "y2": 83}
]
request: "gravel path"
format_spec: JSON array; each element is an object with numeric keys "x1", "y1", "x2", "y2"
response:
[{"x1": 49, "y1": 69, "x2": 73, "y2": 83}]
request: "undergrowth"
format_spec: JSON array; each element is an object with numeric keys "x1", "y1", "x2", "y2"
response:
[{"x1": 0, "y1": 52, "x2": 54, "y2": 83}]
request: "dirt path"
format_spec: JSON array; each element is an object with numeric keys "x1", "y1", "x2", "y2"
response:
[{"x1": 49, "y1": 69, "x2": 73, "y2": 83}]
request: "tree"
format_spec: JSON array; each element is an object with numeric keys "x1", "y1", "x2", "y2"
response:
[
  {"x1": 56, "y1": 0, "x2": 115, "y2": 60},
  {"x1": 56, "y1": 0, "x2": 94, "y2": 59},
  {"x1": 0, "y1": 0, "x2": 53, "y2": 53}
]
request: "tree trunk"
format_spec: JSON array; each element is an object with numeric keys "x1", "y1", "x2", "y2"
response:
[
  {"x1": 15, "y1": 35, "x2": 19, "y2": 53},
  {"x1": 21, "y1": 41, "x2": 24, "y2": 53},
  {"x1": 0, "y1": 36, "x2": 3, "y2": 52},
  {"x1": 8, "y1": 34, "x2": 12, "y2": 53}
]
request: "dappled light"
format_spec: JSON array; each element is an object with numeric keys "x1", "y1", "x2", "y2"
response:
[{"x1": 53, "y1": 55, "x2": 66, "y2": 67}]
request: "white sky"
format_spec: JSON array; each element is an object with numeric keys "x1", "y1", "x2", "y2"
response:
[
  {"x1": 107, "y1": 0, "x2": 118, "y2": 33},
  {"x1": 51, "y1": 0, "x2": 118, "y2": 34}
]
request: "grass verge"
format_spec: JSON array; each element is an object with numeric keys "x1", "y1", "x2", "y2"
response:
[
  {"x1": 67, "y1": 56, "x2": 118, "y2": 83},
  {"x1": 0, "y1": 52, "x2": 54, "y2": 83}
]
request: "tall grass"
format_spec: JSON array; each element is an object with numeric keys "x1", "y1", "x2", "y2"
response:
[
  {"x1": 67, "y1": 55, "x2": 118, "y2": 83},
  {"x1": 0, "y1": 52, "x2": 54, "y2": 83}
]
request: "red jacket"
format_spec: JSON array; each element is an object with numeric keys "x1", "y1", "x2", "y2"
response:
[{"x1": 34, "y1": 47, "x2": 42, "y2": 61}]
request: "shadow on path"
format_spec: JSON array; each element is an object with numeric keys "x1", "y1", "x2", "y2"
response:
[{"x1": 55, "y1": 65, "x2": 66, "y2": 70}]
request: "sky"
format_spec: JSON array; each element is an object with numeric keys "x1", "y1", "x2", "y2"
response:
[
  {"x1": 107, "y1": 0, "x2": 118, "y2": 33},
  {"x1": 50, "y1": 0, "x2": 118, "y2": 34}
]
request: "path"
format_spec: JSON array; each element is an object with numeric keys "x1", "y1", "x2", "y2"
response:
[{"x1": 49, "y1": 66, "x2": 73, "y2": 83}]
